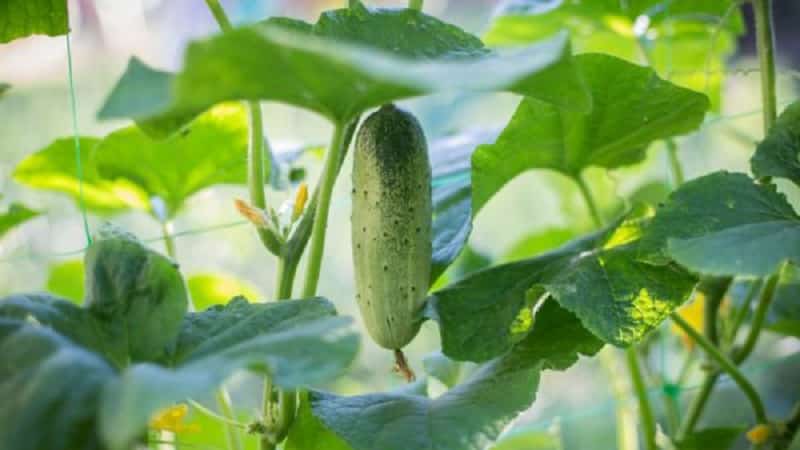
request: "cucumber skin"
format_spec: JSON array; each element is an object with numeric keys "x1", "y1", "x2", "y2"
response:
[{"x1": 352, "y1": 104, "x2": 432, "y2": 350}]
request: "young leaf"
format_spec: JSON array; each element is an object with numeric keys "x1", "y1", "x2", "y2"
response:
[
  {"x1": 84, "y1": 226, "x2": 189, "y2": 363},
  {"x1": 484, "y1": 0, "x2": 742, "y2": 109},
  {"x1": 46, "y1": 259, "x2": 85, "y2": 304},
  {"x1": 0, "y1": 320, "x2": 114, "y2": 450},
  {"x1": 309, "y1": 301, "x2": 601, "y2": 450},
  {"x1": 0, "y1": 202, "x2": 38, "y2": 239},
  {"x1": 751, "y1": 101, "x2": 800, "y2": 186},
  {"x1": 93, "y1": 103, "x2": 251, "y2": 217},
  {"x1": 100, "y1": 313, "x2": 358, "y2": 450},
  {"x1": 98, "y1": 8, "x2": 588, "y2": 135},
  {"x1": 0, "y1": 0, "x2": 69, "y2": 43},
  {"x1": 675, "y1": 427, "x2": 744, "y2": 450},
  {"x1": 472, "y1": 53, "x2": 709, "y2": 214},
  {"x1": 639, "y1": 171, "x2": 800, "y2": 276},
  {"x1": 186, "y1": 272, "x2": 261, "y2": 311},
  {"x1": 13, "y1": 137, "x2": 150, "y2": 215}
]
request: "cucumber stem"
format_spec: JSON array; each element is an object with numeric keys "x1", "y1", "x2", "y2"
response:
[
  {"x1": 302, "y1": 122, "x2": 350, "y2": 298},
  {"x1": 575, "y1": 173, "x2": 603, "y2": 228},
  {"x1": 394, "y1": 349, "x2": 416, "y2": 382}
]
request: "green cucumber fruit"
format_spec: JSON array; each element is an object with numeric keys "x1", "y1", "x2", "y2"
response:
[{"x1": 352, "y1": 104, "x2": 432, "y2": 351}]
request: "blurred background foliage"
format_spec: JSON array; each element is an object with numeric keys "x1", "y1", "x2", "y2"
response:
[{"x1": 1, "y1": 1, "x2": 799, "y2": 449}]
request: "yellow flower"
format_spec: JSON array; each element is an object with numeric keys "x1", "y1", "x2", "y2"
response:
[
  {"x1": 235, "y1": 199, "x2": 269, "y2": 228},
  {"x1": 672, "y1": 294, "x2": 705, "y2": 350},
  {"x1": 746, "y1": 424, "x2": 771, "y2": 444},
  {"x1": 149, "y1": 403, "x2": 200, "y2": 434},
  {"x1": 292, "y1": 183, "x2": 309, "y2": 222}
]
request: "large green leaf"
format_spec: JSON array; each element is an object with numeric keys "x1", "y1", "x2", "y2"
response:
[
  {"x1": 93, "y1": 103, "x2": 251, "y2": 216},
  {"x1": 98, "y1": 7, "x2": 588, "y2": 135},
  {"x1": 0, "y1": 202, "x2": 38, "y2": 239},
  {"x1": 0, "y1": 0, "x2": 69, "y2": 43},
  {"x1": 84, "y1": 226, "x2": 188, "y2": 363},
  {"x1": 502, "y1": 227, "x2": 576, "y2": 262},
  {"x1": 639, "y1": 171, "x2": 800, "y2": 276},
  {"x1": 13, "y1": 137, "x2": 150, "y2": 215},
  {"x1": 0, "y1": 320, "x2": 114, "y2": 450},
  {"x1": 100, "y1": 311, "x2": 358, "y2": 450},
  {"x1": 285, "y1": 392, "x2": 354, "y2": 450},
  {"x1": 484, "y1": 0, "x2": 741, "y2": 109},
  {"x1": 751, "y1": 101, "x2": 800, "y2": 186},
  {"x1": 169, "y1": 297, "x2": 338, "y2": 364},
  {"x1": 428, "y1": 210, "x2": 695, "y2": 359},
  {"x1": 472, "y1": 53, "x2": 709, "y2": 214},
  {"x1": 309, "y1": 300, "x2": 602, "y2": 450}
]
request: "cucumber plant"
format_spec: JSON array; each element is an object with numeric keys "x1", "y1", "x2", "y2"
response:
[{"x1": 1, "y1": 0, "x2": 799, "y2": 450}]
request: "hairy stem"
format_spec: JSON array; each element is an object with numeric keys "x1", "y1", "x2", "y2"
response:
[
  {"x1": 626, "y1": 348, "x2": 657, "y2": 450},
  {"x1": 733, "y1": 275, "x2": 777, "y2": 364},
  {"x1": 160, "y1": 220, "x2": 177, "y2": 260},
  {"x1": 302, "y1": 122, "x2": 350, "y2": 297},
  {"x1": 671, "y1": 312, "x2": 768, "y2": 426},
  {"x1": 576, "y1": 174, "x2": 604, "y2": 228}
]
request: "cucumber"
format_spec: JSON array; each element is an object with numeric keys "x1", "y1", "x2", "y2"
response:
[{"x1": 352, "y1": 104, "x2": 432, "y2": 352}]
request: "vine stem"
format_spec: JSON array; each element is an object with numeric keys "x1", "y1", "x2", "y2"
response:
[
  {"x1": 665, "y1": 140, "x2": 685, "y2": 187},
  {"x1": 301, "y1": 122, "x2": 349, "y2": 298},
  {"x1": 215, "y1": 390, "x2": 244, "y2": 450},
  {"x1": 575, "y1": 174, "x2": 603, "y2": 228},
  {"x1": 753, "y1": 0, "x2": 777, "y2": 134},
  {"x1": 626, "y1": 348, "x2": 657, "y2": 450},
  {"x1": 670, "y1": 312, "x2": 768, "y2": 425}
]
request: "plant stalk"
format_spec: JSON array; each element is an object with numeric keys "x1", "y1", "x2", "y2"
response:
[
  {"x1": 575, "y1": 174, "x2": 604, "y2": 228},
  {"x1": 753, "y1": 0, "x2": 777, "y2": 135},
  {"x1": 302, "y1": 122, "x2": 350, "y2": 297},
  {"x1": 670, "y1": 312, "x2": 768, "y2": 426},
  {"x1": 665, "y1": 140, "x2": 685, "y2": 187},
  {"x1": 626, "y1": 348, "x2": 658, "y2": 450},
  {"x1": 160, "y1": 220, "x2": 177, "y2": 260},
  {"x1": 733, "y1": 275, "x2": 777, "y2": 364},
  {"x1": 216, "y1": 389, "x2": 244, "y2": 450}
]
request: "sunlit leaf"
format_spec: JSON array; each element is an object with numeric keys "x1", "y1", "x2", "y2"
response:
[
  {"x1": 503, "y1": 227, "x2": 576, "y2": 262},
  {"x1": 472, "y1": 53, "x2": 709, "y2": 214},
  {"x1": 0, "y1": 0, "x2": 69, "y2": 43},
  {"x1": 0, "y1": 202, "x2": 39, "y2": 239},
  {"x1": 13, "y1": 137, "x2": 150, "y2": 215},
  {"x1": 46, "y1": 259, "x2": 84, "y2": 304},
  {"x1": 186, "y1": 272, "x2": 261, "y2": 311}
]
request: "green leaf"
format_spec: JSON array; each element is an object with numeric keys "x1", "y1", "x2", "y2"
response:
[
  {"x1": 503, "y1": 227, "x2": 576, "y2": 262},
  {"x1": 93, "y1": 103, "x2": 251, "y2": 216},
  {"x1": 13, "y1": 137, "x2": 150, "y2": 215},
  {"x1": 484, "y1": 0, "x2": 742, "y2": 110},
  {"x1": 0, "y1": 0, "x2": 69, "y2": 43},
  {"x1": 285, "y1": 392, "x2": 354, "y2": 450},
  {"x1": 422, "y1": 351, "x2": 462, "y2": 388},
  {"x1": 186, "y1": 272, "x2": 261, "y2": 311},
  {"x1": 751, "y1": 101, "x2": 800, "y2": 186},
  {"x1": 98, "y1": 7, "x2": 588, "y2": 134},
  {"x1": 675, "y1": 427, "x2": 744, "y2": 450},
  {"x1": 0, "y1": 83, "x2": 9, "y2": 97},
  {"x1": 0, "y1": 202, "x2": 38, "y2": 239},
  {"x1": 169, "y1": 297, "x2": 340, "y2": 364},
  {"x1": 472, "y1": 53, "x2": 709, "y2": 214},
  {"x1": 84, "y1": 226, "x2": 188, "y2": 363},
  {"x1": 46, "y1": 259, "x2": 85, "y2": 304},
  {"x1": 429, "y1": 207, "x2": 696, "y2": 359},
  {"x1": 100, "y1": 310, "x2": 358, "y2": 450},
  {"x1": 0, "y1": 320, "x2": 114, "y2": 450},
  {"x1": 766, "y1": 263, "x2": 800, "y2": 338},
  {"x1": 639, "y1": 171, "x2": 800, "y2": 276},
  {"x1": 429, "y1": 130, "x2": 498, "y2": 283},
  {"x1": 309, "y1": 300, "x2": 601, "y2": 450},
  {"x1": 490, "y1": 428, "x2": 562, "y2": 450}
]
